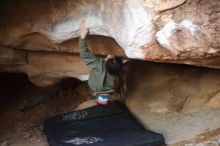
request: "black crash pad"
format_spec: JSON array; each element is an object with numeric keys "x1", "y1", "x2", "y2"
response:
[{"x1": 44, "y1": 101, "x2": 165, "y2": 146}]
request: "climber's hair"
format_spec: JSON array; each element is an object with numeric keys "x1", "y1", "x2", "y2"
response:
[
  {"x1": 105, "y1": 57, "x2": 123, "y2": 76},
  {"x1": 105, "y1": 57, "x2": 126, "y2": 102}
]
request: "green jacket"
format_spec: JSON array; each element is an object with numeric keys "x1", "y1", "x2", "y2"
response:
[{"x1": 79, "y1": 38, "x2": 115, "y2": 94}]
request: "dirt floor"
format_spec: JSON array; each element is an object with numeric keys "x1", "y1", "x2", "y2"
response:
[{"x1": 0, "y1": 73, "x2": 91, "y2": 146}]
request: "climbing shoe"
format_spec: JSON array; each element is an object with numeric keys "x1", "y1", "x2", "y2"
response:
[{"x1": 96, "y1": 94, "x2": 109, "y2": 105}]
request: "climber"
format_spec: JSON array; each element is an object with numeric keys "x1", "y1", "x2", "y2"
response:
[{"x1": 78, "y1": 19, "x2": 127, "y2": 105}]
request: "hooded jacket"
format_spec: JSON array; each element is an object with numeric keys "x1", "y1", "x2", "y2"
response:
[{"x1": 79, "y1": 38, "x2": 115, "y2": 94}]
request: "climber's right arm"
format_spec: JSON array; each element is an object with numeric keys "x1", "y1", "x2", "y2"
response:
[{"x1": 79, "y1": 19, "x2": 102, "y2": 69}]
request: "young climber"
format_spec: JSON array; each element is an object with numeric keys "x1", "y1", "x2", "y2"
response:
[{"x1": 79, "y1": 19, "x2": 127, "y2": 105}]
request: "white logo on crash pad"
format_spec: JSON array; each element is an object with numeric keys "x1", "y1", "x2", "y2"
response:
[
  {"x1": 63, "y1": 137, "x2": 104, "y2": 145},
  {"x1": 63, "y1": 111, "x2": 88, "y2": 121}
]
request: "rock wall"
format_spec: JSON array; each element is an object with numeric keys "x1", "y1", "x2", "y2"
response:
[
  {"x1": 123, "y1": 61, "x2": 220, "y2": 144},
  {"x1": 0, "y1": 36, "x2": 124, "y2": 86},
  {"x1": 126, "y1": 61, "x2": 220, "y2": 113},
  {"x1": 0, "y1": 0, "x2": 219, "y2": 86}
]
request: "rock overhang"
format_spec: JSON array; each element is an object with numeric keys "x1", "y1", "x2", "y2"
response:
[{"x1": 0, "y1": 0, "x2": 219, "y2": 86}]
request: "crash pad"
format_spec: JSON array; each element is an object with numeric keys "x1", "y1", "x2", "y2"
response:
[{"x1": 44, "y1": 101, "x2": 165, "y2": 146}]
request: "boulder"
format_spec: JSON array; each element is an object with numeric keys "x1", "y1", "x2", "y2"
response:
[{"x1": 0, "y1": 0, "x2": 219, "y2": 86}]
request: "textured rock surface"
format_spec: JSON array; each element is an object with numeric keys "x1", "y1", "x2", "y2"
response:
[
  {"x1": 126, "y1": 61, "x2": 220, "y2": 113},
  {"x1": 124, "y1": 61, "x2": 220, "y2": 144},
  {"x1": 0, "y1": 36, "x2": 124, "y2": 86},
  {"x1": 0, "y1": 0, "x2": 219, "y2": 86}
]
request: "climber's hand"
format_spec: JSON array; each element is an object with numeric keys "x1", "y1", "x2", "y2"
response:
[{"x1": 80, "y1": 19, "x2": 88, "y2": 39}]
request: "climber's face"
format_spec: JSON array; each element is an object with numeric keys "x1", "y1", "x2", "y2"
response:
[{"x1": 105, "y1": 54, "x2": 115, "y2": 61}]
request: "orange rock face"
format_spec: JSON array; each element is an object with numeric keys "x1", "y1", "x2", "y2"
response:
[{"x1": 0, "y1": 0, "x2": 219, "y2": 86}]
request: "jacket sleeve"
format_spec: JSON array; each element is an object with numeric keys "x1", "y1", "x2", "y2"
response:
[{"x1": 79, "y1": 38, "x2": 102, "y2": 69}]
